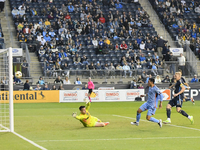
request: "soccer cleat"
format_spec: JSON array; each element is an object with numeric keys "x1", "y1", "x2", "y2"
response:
[
  {"x1": 131, "y1": 122, "x2": 139, "y2": 126},
  {"x1": 191, "y1": 98, "x2": 195, "y2": 105},
  {"x1": 163, "y1": 119, "x2": 171, "y2": 124},
  {"x1": 190, "y1": 116, "x2": 194, "y2": 124},
  {"x1": 158, "y1": 119, "x2": 162, "y2": 128},
  {"x1": 104, "y1": 122, "x2": 109, "y2": 126}
]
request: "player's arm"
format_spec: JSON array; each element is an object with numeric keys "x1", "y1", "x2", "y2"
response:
[
  {"x1": 174, "y1": 84, "x2": 185, "y2": 97},
  {"x1": 86, "y1": 102, "x2": 91, "y2": 110},
  {"x1": 140, "y1": 94, "x2": 148, "y2": 97},
  {"x1": 154, "y1": 87, "x2": 163, "y2": 109},
  {"x1": 158, "y1": 93, "x2": 164, "y2": 109},
  {"x1": 184, "y1": 82, "x2": 189, "y2": 87},
  {"x1": 169, "y1": 83, "x2": 175, "y2": 89},
  {"x1": 72, "y1": 113, "x2": 85, "y2": 120},
  {"x1": 84, "y1": 98, "x2": 91, "y2": 110},
  {"x1": 72, "y1": 113, "x2": 86, "y2": 120}
]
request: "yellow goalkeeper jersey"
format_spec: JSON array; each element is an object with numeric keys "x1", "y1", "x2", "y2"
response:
[{"x1": 75, "y1": 102, "x2": 98, "y2": 127}]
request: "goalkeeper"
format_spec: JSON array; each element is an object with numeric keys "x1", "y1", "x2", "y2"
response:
[{"x1": 72, "y1": 98, "x2": 109, "y2": 127}]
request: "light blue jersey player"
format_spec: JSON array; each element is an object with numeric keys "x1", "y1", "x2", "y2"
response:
[{"x1": 131, "y1": 78, "x2": 163, "y2": 128}]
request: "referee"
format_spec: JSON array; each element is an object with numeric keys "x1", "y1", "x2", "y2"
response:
[{"x1": 87, "y1": 77, "x2": 95, "y2": 102}]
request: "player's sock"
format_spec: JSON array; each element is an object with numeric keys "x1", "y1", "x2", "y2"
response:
[
  {"x1": 179, "y1": 110, "x2": 188, "y2": 118},
  {"x1": 149, "y1": 117, "x2": 159, "y2": 123},
  {"x1": 136, "y1": 113, "x2": 141, "y2": 123},
  {"x1": 188, "y1": 116, "x2": 191, "y2": 119},
  {"x1": 88, "y1": 97, "x2": 91, "y2": 102},
  {"x1": 167, "y1": 108, "x2": 171, "y2": 119}
]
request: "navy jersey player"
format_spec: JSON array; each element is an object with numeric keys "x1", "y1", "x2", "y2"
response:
[
  {"x1": 131, "y1": 78, "x2": 163, "y2": 128},
  {"x1": 163, "y1": 72, "x2": 194, "y2": 124},
  {"x1": 169, "y1": 72, "x2": 195, "y2": 104}
]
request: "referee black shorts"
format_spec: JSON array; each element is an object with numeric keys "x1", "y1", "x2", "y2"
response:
[{"x1": 88, "y1": 89, "x2": 93, "y2": 94}]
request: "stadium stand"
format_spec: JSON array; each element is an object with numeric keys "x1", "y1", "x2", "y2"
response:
[
  {"x1": 9, "y1": 0, "x2": 171, "y2": 79},
  {"x1": 149, "y1": 0, "x2": 200, "y2": 59}
]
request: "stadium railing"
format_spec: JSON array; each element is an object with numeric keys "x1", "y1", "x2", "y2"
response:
[
  {"x1": 20, "y1": 43, "x2": 31, "y2": 77},
  {"x1": 185, "y1": 45, "x2": 198, "y2": 76}
]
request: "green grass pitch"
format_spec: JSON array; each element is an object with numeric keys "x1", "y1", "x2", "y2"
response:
[{"x1": 0, "y1": 101, "x2": 200, "y2": 150}]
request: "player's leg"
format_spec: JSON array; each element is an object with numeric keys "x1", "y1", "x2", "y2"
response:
[
  {"x1": 163, "y1": 100, "x2": 174, "y2": 124},
  {"x1": 88, "y1": 89, "x2": 92, "y2": 102},
  {"x1": 146, "y1": 108, "x2": 162, "y2": 128},
  {"x1": 93, "y1": 117, "x2": 101, "y2": 123},
  {"x1": 176, "y1": 107, "x2": 194, "y2": 124},
  {"x1": 95, "y1": 122, "x2": 109, "y2": 127},
  {"x1": 131, "y1": 103, "x2": 146, "y2": 126},
  {"x1": 183, "y1": 96, "x2": 195, "y2": 105}
]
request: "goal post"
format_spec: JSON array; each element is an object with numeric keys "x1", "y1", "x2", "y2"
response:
[
  {"x1": 9, "y1": 47, "x2": 14, "y2": 132},
  {"x1": 0, "y1": 47, "x2": 14, "y2": 132}
]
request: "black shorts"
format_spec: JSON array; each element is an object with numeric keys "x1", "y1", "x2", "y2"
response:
[
  {"x1": 168, "y1": 97, "x2": 183, "y2": 108},
  {"x1": 88, "y1": 89, "x2": 93, "y2": 94}
]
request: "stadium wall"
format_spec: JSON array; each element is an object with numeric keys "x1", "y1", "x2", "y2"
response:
[{"x1": 0, "y1": 86, "x2": 199, "y2": 103}]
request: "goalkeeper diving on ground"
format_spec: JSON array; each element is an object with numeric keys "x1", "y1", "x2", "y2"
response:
[{"x1": 72, "y1": 98, "x2": 109, "y2": 127}]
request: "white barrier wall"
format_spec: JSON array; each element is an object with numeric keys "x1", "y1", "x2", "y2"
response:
[{"x1": 59, "y1": 89, "x2": 145, "y2": 102}]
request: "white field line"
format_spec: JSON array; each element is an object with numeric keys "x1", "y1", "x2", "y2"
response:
[
  {"x1": 13, "y1": 132, "x2": 47, "y2": 150},
  {"x1": 36, "y1": 136, "x2": 200, "y2": 142},
  {"x1": 113, "y1": 114, "x2": 200, "y2": 132},
  {"x1": 0, "y1": 124, "x2": 47, "y2": 150}
]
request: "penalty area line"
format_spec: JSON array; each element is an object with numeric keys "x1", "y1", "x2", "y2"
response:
[
  {"x1": 36, "y1": 136, "x2": 200, "y2": 142},
  {"x1": 13, "y1": 132, "x2": 47, "y2": 150},
  {"x1": 113, "y1": 114, "x2": 200, "y2": 132}
]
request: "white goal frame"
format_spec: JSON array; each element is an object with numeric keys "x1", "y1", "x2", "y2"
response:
[{"x1": 0, "y1": 47, "x2": 14, "y2": 132}]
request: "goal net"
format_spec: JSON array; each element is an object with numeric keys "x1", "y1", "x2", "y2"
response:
[{"x1": 0, "y1": 48, "x2": 13, "y2": 132}]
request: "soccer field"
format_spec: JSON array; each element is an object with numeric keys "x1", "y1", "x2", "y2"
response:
[{"x1": 0, "y1": 101, "x2": 200, "y2": 150}]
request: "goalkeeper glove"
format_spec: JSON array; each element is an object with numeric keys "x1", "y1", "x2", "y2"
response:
[
  {"x1": 72, "y1": 112, "x2": 77, "y2": 118},
  {"x1": 84, "y1": 98, "x2": 89, "y2": 104}
]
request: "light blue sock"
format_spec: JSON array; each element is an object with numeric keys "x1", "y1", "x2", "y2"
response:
[
  {"x1": 136, "y1": 113, "x2": 141, "y2": 123},
  {"x1": 149, "y1": 117, "x2": 159, "y2": 123}
]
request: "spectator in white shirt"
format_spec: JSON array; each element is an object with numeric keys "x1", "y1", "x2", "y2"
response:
[
  {"x1": 155, "y1": 75, "x2": 161, "y2": 83},
  {"x1": 178, "y1": 53, "x2": 185, "y2": 75},
  {"x1": 139, "y1": 41, "x2": 145, "y2": 50},
  {"x1": 195, "y1": 5, "x2": 200, "y2": 13},
  {"x1": 37, "y1": 33, "x2": 43, "y2": 41},
  {"x1": 170, "y1": 5, "x2": 176, "y2": 13},
  {"x1": 34, "y1": 22, "x2": 40, "y2": 30},
  {"x1": 92, "y1": 37, "x2": 98, "y2": 48},
  {"x1": 18, "y1": 3, "x2": 26, "y2": 11},
  {"x1": 123, "y1": 63, "x2": 132, "y2": 78},
  {"x1": 12, "y1": 7, "x2": 19, "y2": 17},
  {"x1": 166, "y1": 0, "x2": 171, "y2": 7},
  {"x1": 63, "y1": 76, "x2": 71, "y2": 84},
  {"x1": 40, "y1": 37, "x2": 46, "y2": 45},
  {"x1": 18, "y1": 7, "x2": 25, "y2": 16}
]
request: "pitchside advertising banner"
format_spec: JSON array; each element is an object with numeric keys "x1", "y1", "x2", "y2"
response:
[
  {"x1": 0, "y1": 88, "x2": 199, "y2": 103},
  {"x1": 59, "y1": 89, "x2": 145, "y2": 102},
  {"x1": 0, "y1": 91, "x2": 59, "y2": 103},
  {"x1": 173, "y1": 88, "x2": 200, "y2": 100}
]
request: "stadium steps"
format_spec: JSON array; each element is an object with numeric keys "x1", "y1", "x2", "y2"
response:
[
  {"x1": 0, "y1": 0, "x2": 19, "y2": 48},
  {"x1": 29, "y1": 52, "x2": 43, "y2": 83},
  {"x1": 139, "y1": 0, "x2": 176, "y2": 48}
]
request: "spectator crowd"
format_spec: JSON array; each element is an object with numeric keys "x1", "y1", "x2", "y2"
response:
[
  {"x1": 10, "y1": 0, "x2": 171, "y2": 78},
  {"x1": 150, "y1": 0, "x2": 200, "y2": 59}
]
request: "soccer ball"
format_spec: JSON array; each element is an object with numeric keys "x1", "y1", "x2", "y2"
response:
[{"x1": 15, "y1": 71, "x2": 22, "y2": 78}]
